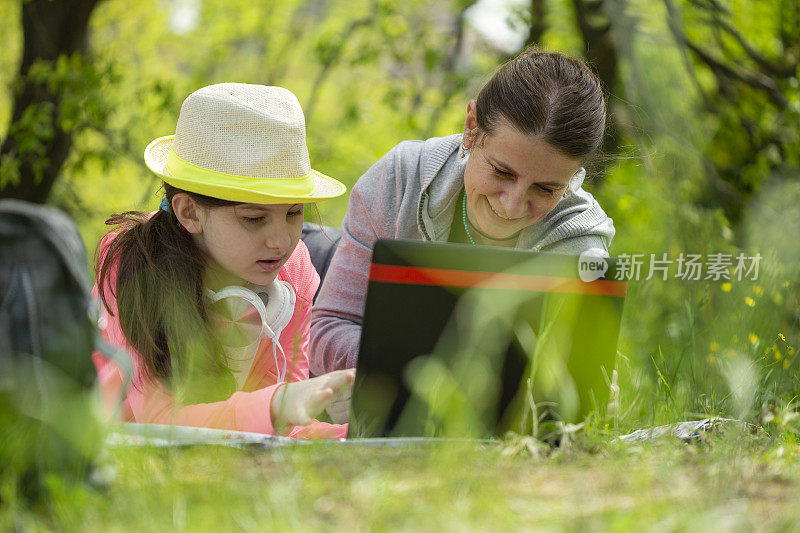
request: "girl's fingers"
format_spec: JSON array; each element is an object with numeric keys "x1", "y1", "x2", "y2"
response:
[{"x1": 326, "y1": 368, "x2": 356, "y2": 388}]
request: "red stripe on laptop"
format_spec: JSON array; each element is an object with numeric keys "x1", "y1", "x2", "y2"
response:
[{"x1": 368, "y1": 264, "x2": 627, "y2": 297}]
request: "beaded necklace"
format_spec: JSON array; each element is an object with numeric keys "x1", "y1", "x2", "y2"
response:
[{"x1": 461, "y1": 190, "x2": 477, "y2": 246}]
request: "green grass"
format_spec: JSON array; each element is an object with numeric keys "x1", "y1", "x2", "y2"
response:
[{"x1": 5, "y1": 430, "x2": 800, "y2": 532}]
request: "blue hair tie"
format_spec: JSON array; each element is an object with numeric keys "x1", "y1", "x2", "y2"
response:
[{"x1": 159, "y1": 198, "x2": 171, "y2": 213}]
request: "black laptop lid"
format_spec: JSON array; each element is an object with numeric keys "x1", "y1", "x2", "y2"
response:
[{"x1": 349, "y1": 240, "x2": 626, "y2": 438}]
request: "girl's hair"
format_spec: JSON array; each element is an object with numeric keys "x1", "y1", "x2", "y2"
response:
[
  {"x1": 475, "y1": 48, "x2": 606, "y2": 162},
  {"x1": 97, "y1": 183, "x2": 239, "y2": 399}
]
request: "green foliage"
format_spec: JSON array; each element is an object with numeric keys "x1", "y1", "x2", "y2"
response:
[
  {"x1": 32, "y1": 0, "x2": 496, "y2": 240},
  {"x1": 3, "y1": 1, "x2": 800, "y2": 528},
  {"x1": 6, "y1": 437, "x2": 800, "y2": 530},
  {"x1": 1, "y1": 101, "x2": 54, "y2": 187},
  {"x1": 1, "y1": 53, "x2": 117, "y2": 191},
  {"x1": 0, "y1": 0, "x2": 22, "y2": 130},
  {"x1": 1, "y1": 0, "x2": 799, "y2": 468},
  {"x1": 663, "y1": 0, "x2": 800, "y2": 221}
]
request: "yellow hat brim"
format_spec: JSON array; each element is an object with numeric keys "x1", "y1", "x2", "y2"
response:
[{"x1": 144, "y1": 135, "x2": 347, "y2": 204}]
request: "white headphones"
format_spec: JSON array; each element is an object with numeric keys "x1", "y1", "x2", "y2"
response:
[{"x1": 206, "y1": 280, "x2": 296, "y2": 387}]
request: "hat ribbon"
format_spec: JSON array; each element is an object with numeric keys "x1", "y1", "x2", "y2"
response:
[{"x1": 165, "y1": 149, "x2": 315, "y2": 197}]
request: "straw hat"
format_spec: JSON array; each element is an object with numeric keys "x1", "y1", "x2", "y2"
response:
[{"x1": 144, "y1": 83, "x2": 346, "y2": 204}]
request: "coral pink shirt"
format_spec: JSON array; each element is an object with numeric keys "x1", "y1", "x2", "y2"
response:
[{"x1": 91, "y1": 229, "x2": 346, "y2": 439}]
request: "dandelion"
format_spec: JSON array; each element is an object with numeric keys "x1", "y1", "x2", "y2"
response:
[
  {"x1": 783, "y1": 281, "x2": 791, "y2": 288},
  {"x1": 710, "y1": 341, "x2": 720, "y2": 352},
  {"x1": 779, "y1": 333, "x2": 786, "y2": 342},
  {"x1": 745, "y1": 297, "x2": 756, "y2": 307},
  {"x1": 774, "y1": 350, "x2": 782, "y2": 361},
  {"x1": 753, "y1": 285, "x2": 764, "y2": 296},
  {"x1": 784, "y1": 359, "x2": 790, "y2": 370},
  {"x1": 749, "y1": 333, "x2": 759, "y2": 346},
  {"x1": 721, "y1": 282, "x2": 732, "y2": 292}
]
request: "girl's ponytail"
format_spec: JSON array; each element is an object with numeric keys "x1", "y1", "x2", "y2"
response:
[{"x1": 97, "y1": 184, "x2": 237, "y2": 400}]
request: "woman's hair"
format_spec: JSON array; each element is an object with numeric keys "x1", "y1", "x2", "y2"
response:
[
  {"x1": 475, "y1": 48, "x2": 606, "y2": 161},
  {"x1": 97, "y1": 183, "x2": 238, "y2": 400}
]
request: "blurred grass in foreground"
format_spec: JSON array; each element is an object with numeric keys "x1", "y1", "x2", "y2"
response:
[
  {"x1": 4, "y1": 431, "x2": 800, "y2": 531},
  {"x1": 2, "y1": 0, "x2": 799, "y2": 526}
]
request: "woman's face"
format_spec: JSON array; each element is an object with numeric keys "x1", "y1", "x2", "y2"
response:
[
  {"x1": 462, "y1": 119, "x2": 583, "y2": 241},
  {"x1": 192, "y1": 202, "x2": 304, "y2": 288}
]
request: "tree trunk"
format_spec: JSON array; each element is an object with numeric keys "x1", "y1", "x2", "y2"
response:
[
  {"x1": 525, "y1": 0, "x2": 547, "y2": 48},
  {"x1": 0, "y1": 0, "x2": 101, "y2": 204},
  {"x1": 571, "y1": 0, "x2": 623, "y2": 164}
]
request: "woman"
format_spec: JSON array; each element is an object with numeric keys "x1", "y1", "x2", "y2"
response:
[
  {"x1": 309, "y1": 48, "x2": 615, "y2": 376},
  {"x1": 93, "y1": 83, "x2": 354, "y2": 438}
]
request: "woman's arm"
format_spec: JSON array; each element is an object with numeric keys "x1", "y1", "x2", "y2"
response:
[
  {"x1": 309, "y1": 144, "x2": 411, "y2": 375},
  {"x1": 309, "y1": 175, "x2": 382, "y2": 374}
]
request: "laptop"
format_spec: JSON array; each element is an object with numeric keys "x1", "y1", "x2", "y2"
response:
[{"x1": 347, "y1": 240, "x2": 626, "y2": 439}]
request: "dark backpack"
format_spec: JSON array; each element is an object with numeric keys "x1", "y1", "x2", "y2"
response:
[{"x1": 0, "y1": 199, "x2": 130, "y2": 499}]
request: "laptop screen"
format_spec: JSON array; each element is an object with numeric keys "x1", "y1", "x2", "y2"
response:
[{"x1": 348, "y1": 240, "x2": 626, "y2": 438}]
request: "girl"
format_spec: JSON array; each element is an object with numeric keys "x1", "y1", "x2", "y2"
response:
[{"x1": 93, "y1": 83, "x2": 354, "y2": 438}]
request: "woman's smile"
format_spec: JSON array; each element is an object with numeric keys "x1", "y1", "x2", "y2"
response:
[{"x1": 485, "y1": 196, "x2": 526, "y2": 222}]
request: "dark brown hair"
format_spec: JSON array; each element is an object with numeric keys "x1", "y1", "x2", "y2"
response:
[
  {"x1": 475, "y1": 48, "x2": 606, "y2": 161},
  {"x1": 97, "y1": 183, "x2": 239, "y2": 399}
]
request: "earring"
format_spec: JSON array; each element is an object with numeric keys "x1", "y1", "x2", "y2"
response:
[{"x1": 459, "y1": 143, "x2": 470, "y2": 158}]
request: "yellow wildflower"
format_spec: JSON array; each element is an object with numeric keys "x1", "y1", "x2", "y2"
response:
[
  {"x1": 784, "y1": 359, "x2": 790, "y2": 370},
  {"x1": 779, "y1": 333, "x2": 786, "y2": 342},
  {"x1": 749, "y1": 333, "x2": 759, "y2": 346},
  {"x1": 753, "y1": 285, "x2": 764, "y2": 296},
  {"x1": 707, "y1": 354, "x2": 717, "y2": 364},
  {"x1": 789, "y1": 346, "x2": 796, "y2": 356},
  {"x1": 745, "y1": 297, "x2": 756, "y2": 307},
  {"x1": 725, "y1": 349, "x2": 736, "y2": 358},
  {"x1": 783, "y1": 281, "x2": 791, "y2": 288},
  {"x1": 775, "y1": 350, "x2": 782, "y2": 361},
  {"x1": 721, "y1": 282, "x2": 732, "y2": 292},
  {"x1": 710, "y1": 341, "x2": 720, "y2": 352}
]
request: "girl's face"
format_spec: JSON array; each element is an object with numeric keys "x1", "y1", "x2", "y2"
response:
[
  {"x1": 193, "y1": 202, "x2": 304, "y2": 288},
  {"x1": 463, "y1": 119, "x2": 583, "y2": 241}
]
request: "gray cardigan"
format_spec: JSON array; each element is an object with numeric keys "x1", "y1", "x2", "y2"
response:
[{"x1": 309, "y1": 134, "x2": 615, "y2": 374}]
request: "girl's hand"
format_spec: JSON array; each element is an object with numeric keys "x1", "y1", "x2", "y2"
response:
[{"x1": 270, "y1": 369, "x2": 356, "y2": 431}]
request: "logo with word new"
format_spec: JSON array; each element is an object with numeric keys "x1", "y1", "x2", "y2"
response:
[{"x1": 578, "y1": 250, "x2": 608, "y2": 282}]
